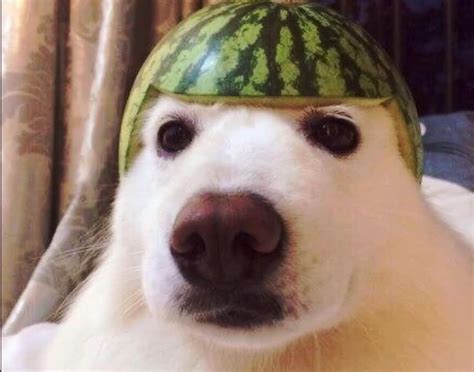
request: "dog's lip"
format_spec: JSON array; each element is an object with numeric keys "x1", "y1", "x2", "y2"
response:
[
  {"x1": 177, "y1": 288, "x2": 284, "y2": 329},
  {"x1": 192, "y1": 305, "x2": 256, "y2": 319},
  {"x1": 193, "y1": 305, "x2": 281, "y2": 329},
  {"x1": 176, "y1": 288, "x2": 285, "y2": 328}
]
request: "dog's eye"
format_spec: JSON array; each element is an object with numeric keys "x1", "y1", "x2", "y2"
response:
[
  {"x1": 303, "y1": 116, "x2": 359, "y2": 156},
  {"x1": 157, "y1": 119, "x2": 194, "y2": 154}
]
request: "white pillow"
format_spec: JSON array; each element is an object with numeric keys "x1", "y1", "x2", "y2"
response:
[{"x1": 422, "y1": 175, "x2": 474, "y2": 248}]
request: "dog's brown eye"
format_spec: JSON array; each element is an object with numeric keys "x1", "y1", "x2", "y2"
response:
[
  {"x1": 158, "y1": 120, "x2": 194, "y2": 154},
  {"x1": 304, "y1": 117, "x2": 359, "y2": 156}
]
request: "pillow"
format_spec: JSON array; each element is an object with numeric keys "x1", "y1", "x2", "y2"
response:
[
  {"x1": 421, "y1": 111, "x2": 474, "y2": 191},
  {"x1": 421, "y1": 111, "x2": 474, "y2": 247}
]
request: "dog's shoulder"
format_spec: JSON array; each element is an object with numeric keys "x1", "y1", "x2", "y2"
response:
[{"x1": 2, "y1": 322, "x2": 58, "y2": 370}]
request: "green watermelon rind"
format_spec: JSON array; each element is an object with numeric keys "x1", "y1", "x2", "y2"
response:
[{"x1": 119, "y1": 1, "x2": 422, "y2": 180}]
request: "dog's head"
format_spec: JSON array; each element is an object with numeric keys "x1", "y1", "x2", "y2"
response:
[{"x1": 112, "y1": 95, "x2": 417, "y2": 349}]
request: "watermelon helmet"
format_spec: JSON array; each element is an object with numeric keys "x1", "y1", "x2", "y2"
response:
[{"x1": 119, "y1": 0, "x2": 422, "y2": 180}]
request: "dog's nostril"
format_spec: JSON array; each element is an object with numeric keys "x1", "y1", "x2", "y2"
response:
[
  {"x1": 234, "y1": 232, "x2": 255, "y2": 249},
  {"x1": 172, "y1": 232, "x2": 206, "y2": 259},
  {"x1": 234, "y1": 232, "x2": 260, "y2": 258}
]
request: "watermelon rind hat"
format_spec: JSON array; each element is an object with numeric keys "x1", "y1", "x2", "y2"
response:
[{"x1": 119, "y1": 0, "x2": 422, "y2": 181}]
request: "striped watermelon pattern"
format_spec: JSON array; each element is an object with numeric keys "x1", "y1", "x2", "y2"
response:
[{"x1": 120, "y1": 0, "x2": 422, "y2": 180}]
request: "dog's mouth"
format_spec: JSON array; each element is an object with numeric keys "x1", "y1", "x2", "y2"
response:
[{"x1": 176, "y1": 288, "x2": 284, "y2": 329}]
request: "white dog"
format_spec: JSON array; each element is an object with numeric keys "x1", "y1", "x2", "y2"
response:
[{"x1": 4, "y1": 97, "x2": 473, "y2": 371}]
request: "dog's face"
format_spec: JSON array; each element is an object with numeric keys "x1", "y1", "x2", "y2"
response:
[{"x1": 113, "y1": 96, "x2": 414, "y2": 349}]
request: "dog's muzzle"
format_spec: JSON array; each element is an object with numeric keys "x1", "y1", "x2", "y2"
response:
[{"x1": 170, "y1": 192, "x2": 286, "y2": 328}]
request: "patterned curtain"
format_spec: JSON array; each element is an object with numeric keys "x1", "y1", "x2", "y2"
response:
[{"x1": 2, "y1": 0, "x2": 220, "y2": 335}]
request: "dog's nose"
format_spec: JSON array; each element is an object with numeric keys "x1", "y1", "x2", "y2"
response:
[{"x1": 170, "y1": 193, "x2": 283, "y2": 287}]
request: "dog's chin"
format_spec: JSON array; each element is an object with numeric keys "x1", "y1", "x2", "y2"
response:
[
  {"x1": 176, "y1": 312, "x2": 301, "y2": 351},
  {"x1": 176, "y1": 305, "x2": 346, "y2": 351},
  {"x1": 166, "y1": 287, "x2": 301, "y2": 349},
  {"x1": 164, "y1": 282, "x2": 356, "y2": 350}
]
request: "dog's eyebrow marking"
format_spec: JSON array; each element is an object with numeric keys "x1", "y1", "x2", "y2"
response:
[
  {"x1": 299, "y1": 106, "x2": 354, "y2": 126},
  {"x1": 161, "y1": 110, "x2": 198, "y2": 128},
  {"x1": 323, "y1": 109, "x2": 353, "y2": 120}
]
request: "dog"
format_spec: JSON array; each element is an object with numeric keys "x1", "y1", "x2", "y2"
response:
[{"x1": 4, "y1": 96, "x2": 473, "y2": 371}]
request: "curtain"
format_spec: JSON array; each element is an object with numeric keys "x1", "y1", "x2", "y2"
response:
[
  {"x1": 2, "y1": 0, "x2": 470, "y2": 335},
  {"x1": 1, "y1": 0, "x2": 221, "y2": 335}
]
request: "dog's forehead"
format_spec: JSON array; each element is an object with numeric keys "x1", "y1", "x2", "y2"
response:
[{"x1": 146, "y1": 96, "x2": 364, "y2": 126}]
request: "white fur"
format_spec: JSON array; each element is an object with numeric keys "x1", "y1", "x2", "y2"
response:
[{"x1": 8, "y1": 97, "x2": 474, "y2": 371}]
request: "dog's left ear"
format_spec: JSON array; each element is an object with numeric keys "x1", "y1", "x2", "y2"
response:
[{"x1": 381, "y1": 97, "x2": 420, "y2": 179}]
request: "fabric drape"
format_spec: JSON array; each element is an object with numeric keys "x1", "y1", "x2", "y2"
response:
[{"x1": 2, "y1": 0, "x2": 211, "y2": 335}]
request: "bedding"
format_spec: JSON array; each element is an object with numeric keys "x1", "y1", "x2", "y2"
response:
[{"x1": 421, "y1": 111, "x2": 474, "y2": 247}]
